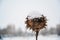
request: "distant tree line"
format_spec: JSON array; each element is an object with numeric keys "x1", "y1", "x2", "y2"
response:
[
  {"x1": 0, "y1": 24, "x2": 60, "y2": 37},
  {"x1": 40, "y1": 24, "x2": 60, "y2": 36},
  {"x1": 0, "y1": 24, "x2": 34, "y2": 37}
]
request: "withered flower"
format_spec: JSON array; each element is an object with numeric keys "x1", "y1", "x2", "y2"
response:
[{"x1": 25, "y1": 14, "x2": 47, "y2": 40}]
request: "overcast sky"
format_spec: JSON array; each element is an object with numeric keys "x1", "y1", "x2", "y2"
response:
[{"x1": 0, "y1": 0, "x2": 60, "y2": 30}]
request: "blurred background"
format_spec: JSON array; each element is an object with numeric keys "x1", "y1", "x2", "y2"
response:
[{"x1": 0, "y1": 0, "x2": 60, "y2": 40}]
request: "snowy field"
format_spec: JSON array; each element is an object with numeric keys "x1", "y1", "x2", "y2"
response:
[{"x1": 1, "y1": 35, "x2": 60, "y2": 40}]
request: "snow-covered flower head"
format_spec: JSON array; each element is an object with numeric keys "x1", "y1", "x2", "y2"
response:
[{"x1": 25, "y1": 11, "x2": 47, "y2": 32}]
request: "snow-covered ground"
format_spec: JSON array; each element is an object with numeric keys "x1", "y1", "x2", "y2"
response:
[{"x1": 2, "y1": 35, "x2": 60, "y2": 40}]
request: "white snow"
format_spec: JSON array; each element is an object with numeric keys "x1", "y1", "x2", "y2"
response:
[
  {"x1": 27, "y1": 11, "x2": 42, "y2": 19},
  {"x1": 3, "y1": 35, "x2": 59, "y2": 40}
]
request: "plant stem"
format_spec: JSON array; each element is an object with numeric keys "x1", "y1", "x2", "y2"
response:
[{"x1": 36, "y1": 31, "x2": 39, "y2": 40}]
